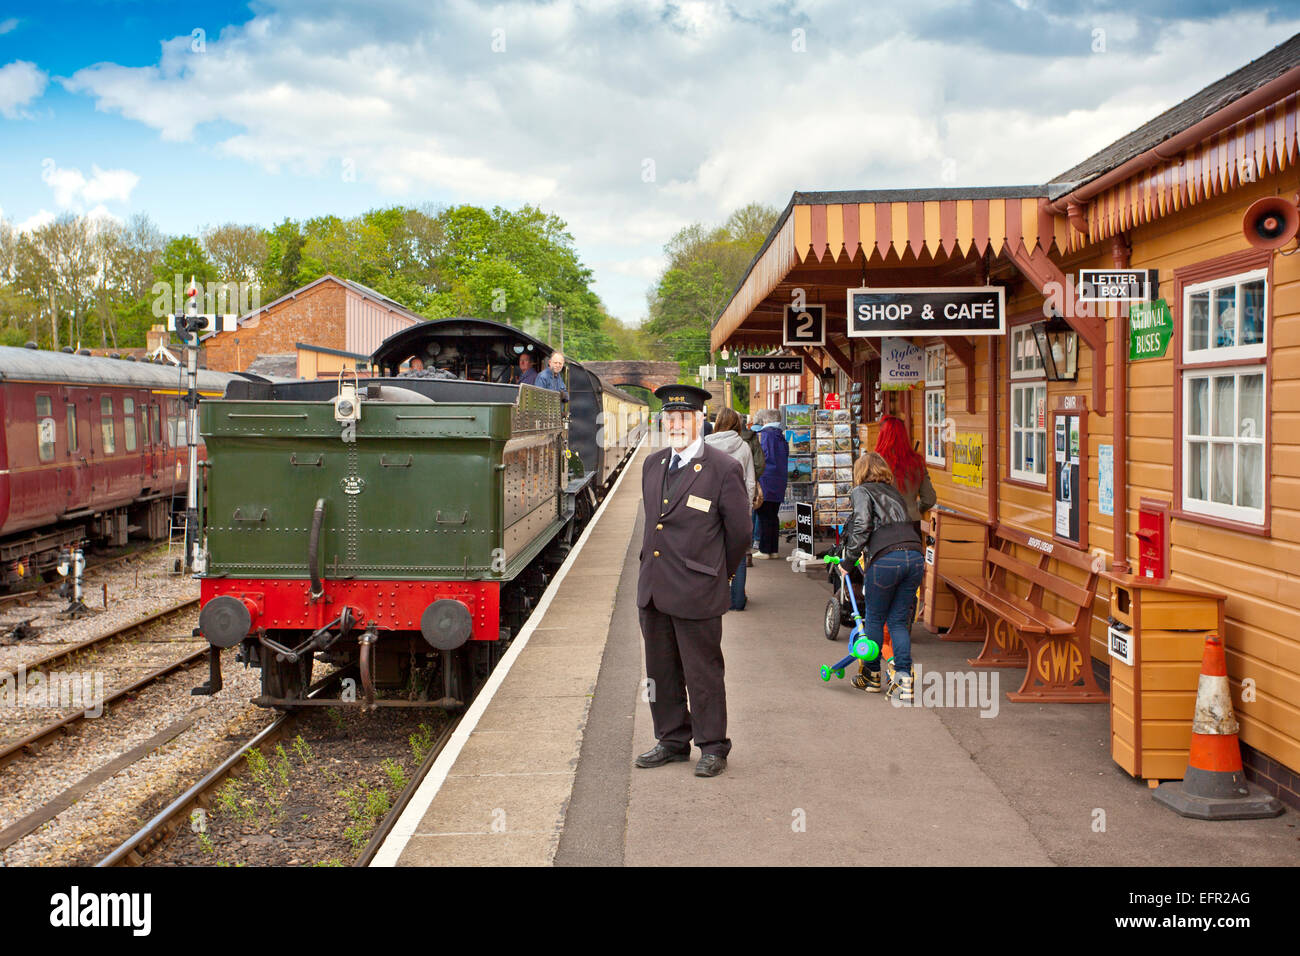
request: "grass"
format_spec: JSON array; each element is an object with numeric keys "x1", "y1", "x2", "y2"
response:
[
  {"x1": 409, "y1": 723, "x2": 435, "y2": 764},
  {"x1": 340, "y1": 781, "x2": 392, "y2": 854},
  {"x1": 382, "y1": 758, "x2": 407, "y2": 792}
]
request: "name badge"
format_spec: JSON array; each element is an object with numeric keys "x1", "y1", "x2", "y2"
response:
[{"x1": 686, "y1": 495, "x2": 712, "y2": 513}]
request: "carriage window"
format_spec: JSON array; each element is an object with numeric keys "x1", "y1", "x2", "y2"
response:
[
  {"x1": 66, "y1": 403, "x2": 78, "y2": 454},
  {"x1": 100, "y1": 396, "x2": 116, "y2": 454},
  {"x1": 151, "y1": 405, "x2": 161, "y2": 445},
  {"x1": 36, "y1": 395, "x2": 55, "y2": 462},
  {"x1": 123, "y1": 397, "x2": 137, "y2": 451}
]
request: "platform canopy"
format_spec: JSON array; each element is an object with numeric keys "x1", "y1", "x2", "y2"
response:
[{"x1": 710, "y1": 186, "x2": 1109, "y2": 410}]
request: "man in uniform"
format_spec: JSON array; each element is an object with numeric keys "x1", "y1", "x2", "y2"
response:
[{"x1": 636, "y1": 384, "x2": 751, "y2": 777}]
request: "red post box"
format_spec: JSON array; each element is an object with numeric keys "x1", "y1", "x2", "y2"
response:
[{"x1": 1135, "y1": 499, "x2": 1170, "y2": 580}]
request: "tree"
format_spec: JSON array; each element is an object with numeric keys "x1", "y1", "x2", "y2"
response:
[
  {"x1": 203, "y1": 223, "x2": 267, "y2": 284},
  {"x1": 644, "y1": 203, "x2": 779, "y2": 374}
]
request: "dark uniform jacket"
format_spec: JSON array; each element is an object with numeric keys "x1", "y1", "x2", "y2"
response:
[{"x1": 638, "y1": 444, "x2": 752, "y2": 619}]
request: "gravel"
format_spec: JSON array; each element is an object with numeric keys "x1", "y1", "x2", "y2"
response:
[{"x1": 0, "y1": 545, "x2": 197, "y2": 677}]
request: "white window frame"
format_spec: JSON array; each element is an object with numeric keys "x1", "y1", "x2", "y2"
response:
[
  {"x1": 1181, "y1": 367, "x2": 1266, "y2": 525},
  {"x1": 1009, "y1": 325, "x2": 1044, "y2": 379},
  {"x1": 924, "y1": 388, "x2": 946, "y2": 467},
  {"x1": 1010, "y1": 378, "x2": 1047, "y2": 486},
  {"x1": 924, "y1": 344, "x2": 946, "y2": 386},
  {"x1": 924, "y1": 344, "x2": 946, "y2": 466},
  {"x1": 1182, "y1": 268, "x2": 1268, "y2": 365}
]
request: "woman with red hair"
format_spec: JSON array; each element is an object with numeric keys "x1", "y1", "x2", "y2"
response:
[{"x1": 874, "y1": 415, "x2": 936, "y2": 536}]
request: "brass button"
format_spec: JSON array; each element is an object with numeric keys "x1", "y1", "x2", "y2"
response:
[
  {"x1": 656, "y1": 523, "x2": 663, "y2": 530},
  {"x1": 653, "y1": 550, "x2": 660, "y2": 557},
  {"x1": 663, "y1": 498, "x2": 668, "y2": 504}
]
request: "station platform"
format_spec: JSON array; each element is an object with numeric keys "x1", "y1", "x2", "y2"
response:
[{"x1": 374, "y1": 445, "x2": 1296, "y2": 867}]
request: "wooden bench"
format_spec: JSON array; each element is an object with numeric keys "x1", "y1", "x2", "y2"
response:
[{"x1": 937, "y1": 524, "x2": 1106, "y2": 703}]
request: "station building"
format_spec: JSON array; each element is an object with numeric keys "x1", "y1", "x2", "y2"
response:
[
  {"x1": 203, "y1": 274, "x2": 424, "y2": 377},
  {"x1": 714, "y1": 34, "x2": 1300, "y2": 806}
]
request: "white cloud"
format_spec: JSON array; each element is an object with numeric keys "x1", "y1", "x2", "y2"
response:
[
  {"x1": 0, "y1": 19, "x2": 18, "y2": 36},
  {"x1": 39, "y1": 159, "x2": 140, "y2": 210},
  {"x1": 16, "y1": 209, "x2": 55, "y2": 232},
  {"x1": 0, "y1": 60, "x2": 47, "y2": 118},
  {"x1": 56, "y1": 2, "x2": 1300, "y2": 319}
]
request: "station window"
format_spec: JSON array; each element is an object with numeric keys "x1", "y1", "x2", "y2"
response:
[
  {"x1": 1009, "y1": 326, "x2": 1046, "y2": 485},
  {"x1": 35, "y1": 395, "x2": 55, "y2": 462},
  {"x1": 101, "y1": 396, "x2": 116, "y2": 454},
  {"x1": 1183, "y1": 270, "x2": 1267, "y2": 364},
  {"x1": 66, "y1": 403, "x2": 78, "y2": 454},
  {"x1": 1180, "y1": 269, "x2": 1268, "y2": 525},
  {"x1": 123, "y1": 397, "x2": 137, "y2": 452},
  {"x1": 924, "y1": 345, "x2": 946, "y2": 466}
]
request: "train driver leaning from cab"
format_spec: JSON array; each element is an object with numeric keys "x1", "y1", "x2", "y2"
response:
[
  {"x1": 409, "y1": 356, "x2": 424, "y2": 371},
  {"x1": 535, "y1": 351, "x2": 569, "y2": 402}
]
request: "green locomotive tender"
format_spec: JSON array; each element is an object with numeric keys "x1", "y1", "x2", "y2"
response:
[{"x1": 195, "y1": 319, "x2": 645, "y2": 708}]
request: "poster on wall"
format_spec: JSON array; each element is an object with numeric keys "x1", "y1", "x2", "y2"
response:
[
  {"x1": 880, "y1": 336, "x2": 925, "y2": 390},
  {"x1": 952, "y1": 432, "x2": 983, "y2": 487},
  {"x1": 1054, "y1": 411, "x2": 1083, "y2": 543}
]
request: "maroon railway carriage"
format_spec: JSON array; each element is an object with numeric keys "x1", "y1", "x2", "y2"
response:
[{"x1": 0, "y1": 347, "x2": 253, "y2": 585}]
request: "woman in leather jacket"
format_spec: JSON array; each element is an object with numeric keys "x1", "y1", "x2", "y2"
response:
[{"x1": 842, "y1": 452, "x2": 926, "y2": 701}]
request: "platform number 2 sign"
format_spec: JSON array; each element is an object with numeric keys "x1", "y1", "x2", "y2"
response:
[{"x1": 784, "y1": 303, "x2": 825, "y2": 347}]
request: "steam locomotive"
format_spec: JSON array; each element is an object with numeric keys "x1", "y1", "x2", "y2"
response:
[{"x1": 194, "y1": 318, "x2": 647, "y2": 708}]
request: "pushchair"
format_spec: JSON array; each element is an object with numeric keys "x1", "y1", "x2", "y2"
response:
[
  {"x1": 822, "y1": 536, "x2": 865, "y2": 642},
  {"x1": 819, "y1": 554, "x2": 880, "y2": 681}
]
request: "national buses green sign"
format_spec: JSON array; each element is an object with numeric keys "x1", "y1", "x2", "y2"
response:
[{"x1": 1129, "y1": 299, "x2": 1173, "y2": 361}]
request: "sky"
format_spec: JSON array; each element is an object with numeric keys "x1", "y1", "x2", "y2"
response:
[{"x1": 1, "y1": 1, "x2": 1299, "y2": 324}]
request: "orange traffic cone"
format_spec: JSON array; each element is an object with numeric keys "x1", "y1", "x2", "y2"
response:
[{"x1": 1152, "y1": 634, "x2": 1283, "y2": 820}]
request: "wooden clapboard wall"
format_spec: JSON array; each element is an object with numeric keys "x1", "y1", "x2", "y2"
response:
[{"x1": 915, "y1": 169, "x2": 1300, "y2": 776}]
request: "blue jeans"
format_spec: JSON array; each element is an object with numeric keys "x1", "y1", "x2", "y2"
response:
[
  {"x1": 752, "y1": 514, "x2": 760, "y2": 549},
  {"x1": 860, "y1": 548, "x2": 925, "y2": 673},
  {"x1": 730, "y1": 556, "x2": 747, "y2": 610}
]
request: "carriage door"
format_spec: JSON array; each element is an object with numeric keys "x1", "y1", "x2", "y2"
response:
[
  {"x1": 62, "y1": 387, "x2": 88, "y2": 512},
  {"x1": 94, "y1": 393, "x2": 118, "y2": 497},
  {"x1": 122, "y1": 393, "x2": 143, "y2": 498},
  {"x1": 148, "y1": 399, "x2": 162, "y2": 486}
]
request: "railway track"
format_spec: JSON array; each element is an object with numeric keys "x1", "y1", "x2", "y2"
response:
[
  {"x1": 0, "y1": 597, "x2": 202, "y2": 772},
  {"x1": 95, "y1": 670, "x2": 458, "y2": 867}
]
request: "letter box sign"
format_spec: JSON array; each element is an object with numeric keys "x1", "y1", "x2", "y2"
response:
[
  {"x1": 1078, "y1": 269, "x2": 1157, "y2": 303},
  {"x1": 847, "y1": 287, "x2": 1005, "y2": 337}
]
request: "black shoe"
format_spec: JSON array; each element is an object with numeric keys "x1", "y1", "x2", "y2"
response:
[
  {"x1": 634, "y1": 743, "x2": 691, "y2": 768},
  {"x1": 694, "y1": 754, "x2": 727, "y2": 777}
]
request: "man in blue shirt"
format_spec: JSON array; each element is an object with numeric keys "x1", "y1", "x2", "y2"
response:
[
  {"x1": 535, "y1": 351, "x2": 568, "y2": 402},
  {"x1": 518, "y1": 352, "x2": 539, "y2": 386}
]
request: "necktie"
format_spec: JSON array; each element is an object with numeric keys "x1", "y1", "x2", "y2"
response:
[{"x1": 670, "y1": 454, "x2": 682, "y2": 473}]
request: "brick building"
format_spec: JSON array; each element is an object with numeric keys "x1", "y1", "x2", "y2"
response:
[{"x1": 203, "y1": 275, "x2": 424, "y2": 376}]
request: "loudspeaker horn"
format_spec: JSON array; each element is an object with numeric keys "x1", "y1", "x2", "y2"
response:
[{"x1": 1242, "y1": 195, "x2": 1300, "y2": 249}]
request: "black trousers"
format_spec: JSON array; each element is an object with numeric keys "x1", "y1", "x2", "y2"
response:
[
  {"x1": 638, "y1": 601, "x2": 731, "y2": 757},
  {"x1": 756, "y1": 500, "x2": 781, "y2": 554}
]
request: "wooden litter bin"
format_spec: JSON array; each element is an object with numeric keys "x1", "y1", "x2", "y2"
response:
[
  {"x1": 1101, "y1": 572, "x2": 1227, "y2": 787},
  {"x1": 923, "y1": 508, "x2": 987, "y2": 634}
]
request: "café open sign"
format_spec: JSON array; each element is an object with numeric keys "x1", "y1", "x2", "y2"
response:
[{"x1": 847, "y1": 287, "x2": 1005, "y2": 337}]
